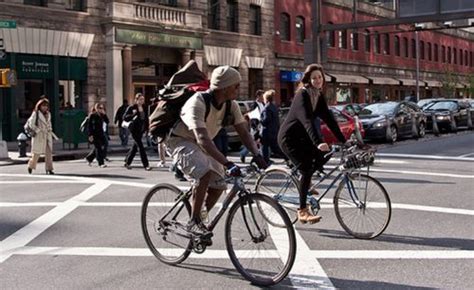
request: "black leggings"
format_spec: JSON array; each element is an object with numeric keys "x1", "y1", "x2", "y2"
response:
[{"x1": 125, "y1": 133, "x2": 149, "y2": 168}]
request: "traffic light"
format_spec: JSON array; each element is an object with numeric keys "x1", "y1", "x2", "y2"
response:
[{"x1": 0, "y1": 68, "x2": 17, "y2": 87}]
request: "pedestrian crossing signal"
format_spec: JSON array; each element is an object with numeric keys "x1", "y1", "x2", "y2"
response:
[{"x1": 0, "y1": 68, "x2": 17, "y2": 87}]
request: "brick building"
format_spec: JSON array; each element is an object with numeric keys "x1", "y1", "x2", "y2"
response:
[
  {"x1": 0, "y1": 0, "x2": 274, "y2": 141},
  {"x1": 274, "y1": 0, "x2": 474, "y2": 106}
]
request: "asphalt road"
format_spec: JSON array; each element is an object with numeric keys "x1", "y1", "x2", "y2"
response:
[{"x1": 1, "y1": 132, "x2": 473, "y2": 289}]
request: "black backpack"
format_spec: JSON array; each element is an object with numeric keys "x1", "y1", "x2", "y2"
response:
[{"x1": 148, "y1": 89, "x2": 232, "y2": 143}]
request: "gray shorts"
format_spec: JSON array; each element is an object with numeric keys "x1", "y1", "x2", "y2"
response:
[{"x1": 167, "y1": 136, "x2": 227, "y2": 190}]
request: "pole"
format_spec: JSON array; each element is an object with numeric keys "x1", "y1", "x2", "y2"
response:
[
  {"x1": 67, "y1": 52, "x2": 70, "y2": 106},
  {"x1": 415, "y1": 30, "x2": 420, "y2": 102},
  {"x1": 312, "y1": 0, "x2": 321, "y2": 63}
]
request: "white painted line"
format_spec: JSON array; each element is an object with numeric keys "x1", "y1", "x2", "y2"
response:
[
  {"x1": 13, "y1": 247, "x2": 474, "y2": 260},
  {"x1": 0, "y1": 202, "x2": 60, "y2": 207},
  {"x1": 288, "y1": 229, "x2": 334, "y2": 288},
  {"x1": 392, "y1": 203, "x2": 474, "y2": 216},
  {"x1": 0, "y1": 181, "x2": 111, "y2": 263},
  {"x1": 374, "y1": 159, "x2": 408, "y2": 164},
  {"x1": 312, "y1": 250, "x2": 474, "y2": 259},
  {"x1": 377, "y1": 153, "x2": 474, "y2": 162},
  {"x1": 459, "y1": 152, "x2": 474, "y2": 158},
  {"x1": 0, "y1": 180, "x2": 89, "y2": 184},
  {"x1": 371, "y1": 168, "x2": 474, "y2": 179}
]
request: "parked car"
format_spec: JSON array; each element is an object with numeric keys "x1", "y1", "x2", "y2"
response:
[
  {"x1": 227, "y1": 100, "x2": 256, "y2": 151},
  {"x1": 333, "y1": 103, "x2": 366, "y2": 117},
  {"x1": 359, "y1": 101, "x2": 426, "y2": 143},
  {"x1": 422, "y1": 99, "x2": 472, "y2": 132},
  {"x1": 417, "y1": 98, "x2": 444, "y2": 110}
]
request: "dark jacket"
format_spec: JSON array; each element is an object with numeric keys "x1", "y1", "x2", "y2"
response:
[
  {"x1": 278, "y1": 87, "x2": 346, "y2": 147},
  {"x1": 123, "y1": 104, "x2": 148, "y2": 135},
  {"x1": 261, "y1": 102, "x2": 280, "y2": 141},
  {"x1": 114, "y1": 104, "x2": 128, "y2": 127},
  {"x1": 88, "y1": 112, "x2": 107, "y2": 144}
]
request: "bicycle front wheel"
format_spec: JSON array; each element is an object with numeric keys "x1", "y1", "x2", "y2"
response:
[
  {"x1": 334, "y1": 173, "x2": 391, "y2": 239},
  {"x1": 255, "y1": 168, "x2": 299, "y2": 226},
  {"x1": 225, "y1": 194, "x2": 296, "y2": 286},
  {"x1": 141, "y1": 184, "x2": 192, "y2": 265}
]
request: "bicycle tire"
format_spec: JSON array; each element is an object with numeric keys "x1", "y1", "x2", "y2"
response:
[
  {"x1": 334, "y1": 173, "x2": 391, "y2": 239},
  {"x1": 225, "y1": 193, "x2": 296, "y2": 286},
  {"x1": 255, "y1": 168, "x2": 299, "y2": 226},
  {"x1": 141, "y1": 183, "x2": 192, "y2": 265}
]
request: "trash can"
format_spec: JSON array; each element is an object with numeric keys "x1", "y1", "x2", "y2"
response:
[{"x1": 60, "y1": 109, "x2": 88, "y2": 149}]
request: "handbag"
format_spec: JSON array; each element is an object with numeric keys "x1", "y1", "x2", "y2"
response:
[
  {"x1": 24, "y1": 112, "x2": 39, "y2": 137},
  {"x1": 121, "y1": 120, "x2": 132, "y2": 129}
]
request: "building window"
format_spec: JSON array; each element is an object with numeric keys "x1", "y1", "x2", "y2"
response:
[
  {"x1": 327, "y1": 22, "x2": 336, "y2": 47},
  {"x1": 351, "y1": 31, "x2": 359, "y2": 51},
  {"x1": 453, "y1": 48, "x2": 457, "y2": 64},
  {"x1": 295, "y1": 16, "x2": 305, "y2": 43},
  {"x1": 208, "y1": 0, "x2": 220, "y2": 29},
  {"x1": 383, "y1": 33, "x2": 390, "y2": 55},
  {"x1": 447, "y1": 47, "x2": 451, "y2": 63},
  {"x1": 249, "y1": 5, "x2": 261, "y2": 35},
  {"x1": 411, "y1": 39, "x2": 416, "y2": 59},
  {"x1": 374, "y1": 31, "x2": 380, "y2": 53},
  {"x1": 442, "y1": 46, "x2": 446, "y2": 63},
  {"x1": 460, "y1": 49, "x2": 463, "y2": 66},
  {"x1": 394, "y1": 36, "x2": 400, "y2": 56},
  {"x1": 420, "y1": 41, "x2": 424, "y2": 60},
  {"x1": 155, "y1": 0, "x2": 178, "y2": 7},
  {"x1": 280, "y1": 13, "x2": 290, "y2": 41},
  {"x1": 339, "y1": 30, "x2": 347, "y2": 49},
  {"x1": 404, "y1": 37, "x2": 409, "y2": 57},
  {"x1": 66, "y1": 0, "x2": 85, "y2": 11},
  {"x1": 427, "y1": 43, "x2": 432, "y2": 61},
  {"x1": 24, "y1": 0, "x2": 47, "y2": 6},
  {"x1": 434, "y1": 44, "x2": 439, "y2": 62},
  {"x1": 364, "y1": 29, "x2": 370, "y2": 52},
  {"x1": 226, "y1": 0, "x2": 238, "y2": 32},
  {"x1": 465, "y1": 50, "x2": 468, "y2": 67}
]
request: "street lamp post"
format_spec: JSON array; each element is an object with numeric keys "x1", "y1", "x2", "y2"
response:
[{"x1": 415, "y1": 30, "x2": 420, "y2": 102}]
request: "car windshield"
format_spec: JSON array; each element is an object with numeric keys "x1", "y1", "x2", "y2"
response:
[
  {"x1": 360, "y1": 103, "x2": 397, "y2": 116},
  {"x1": 425, "y1": 101, "x2": 457, "y2": 111},
  {"x1": 418, "y1": 99, "x2": 435, "y2": 108}
]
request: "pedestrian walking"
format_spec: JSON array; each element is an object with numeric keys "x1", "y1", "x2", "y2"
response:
[
  {"x1": 114, "y1": 99, "x2": 129, "y2": 147},
  {"x1": 260, "y1": 90, "x2": 284, "y2": 164},
  {"x1": 157, "y1": 142, "x2": 167, "y2": 167},
  {"x1": 123, "y1": 93, "x2": 151, "y2": 171},
  {"x1": 85, "y1": 103, "x2": 108, "y2": 168},
  {"x1": 26, "y1": 97, "x2": 58, "y2": 174},
  {"x1": 239, "y1": 114, "x2": 261, "y2": 163},
  {"x1": 278, "y1": 64, "x2": 347, "y2": 224}
]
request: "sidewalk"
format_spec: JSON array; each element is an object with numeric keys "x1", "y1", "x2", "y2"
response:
[{"x1": 0, "y1": 135, "x2": 130, "y2": 166}]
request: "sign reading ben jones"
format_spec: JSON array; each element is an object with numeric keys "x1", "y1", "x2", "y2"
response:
[
  {"x1": 17, "y1": 55, "x2": 53, "y2": 79},
  {"x1": 116, "y1": 28, "x2": 203, "y2": 50}
]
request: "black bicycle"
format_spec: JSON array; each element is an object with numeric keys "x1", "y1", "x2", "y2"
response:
[
  {"x1": 141, "y1": 166, "x2": 296, "y2": 286},
  {"x1": 255, "y1": 143, "x2": 391, "y2": 239}
]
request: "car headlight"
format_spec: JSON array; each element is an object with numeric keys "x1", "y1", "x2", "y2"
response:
[
  {"x1": 373, "y1": 120, "x2": 387, "y2": 128},
  {"x1": 435, "y1": 115, "x2": 450, "y2": 121}
]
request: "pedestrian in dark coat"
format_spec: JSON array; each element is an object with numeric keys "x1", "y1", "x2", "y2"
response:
[
  {"x1": 260, "y1": 90, "x2": 284, "y2": 164},
  {"x1": 86, "y1": 103, "x2": 108, "y2": 167},
  {"x1": 123, "y1": 93, "x2": 151, "y2": 170},
  {"x1": 114, "y1": 99, "x2": 129, "y2": 146},
  {"x1": 278, "y1": 64, "x2": 346, "y2": 224}
]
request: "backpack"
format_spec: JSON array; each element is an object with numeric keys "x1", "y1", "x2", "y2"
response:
[
  {"x1": 24, "y1": 111, "x2": 39, "y2": 138},
  {"x1": 79, "y1": 116, "x2": 89, "y2": 135},
  {"x1": 148, "y1": 89, "x2": 232, "y2": 143}
]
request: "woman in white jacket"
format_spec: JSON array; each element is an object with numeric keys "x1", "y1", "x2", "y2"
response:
[{"x1": 27, "y1": 97, "x2": 57, "y2": 174}]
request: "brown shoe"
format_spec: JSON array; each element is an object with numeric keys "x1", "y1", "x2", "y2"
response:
[
  {"x1": 309, "y1": 188, "x2": 319, "y2": 196},
  {"x1": 297, "y1": 208, "x2": 322, "y2": 224}
]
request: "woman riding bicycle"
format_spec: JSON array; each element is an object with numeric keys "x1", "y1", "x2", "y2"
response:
[{"x1": 278, "y1": 63, "x2": 347, "y2": 224}]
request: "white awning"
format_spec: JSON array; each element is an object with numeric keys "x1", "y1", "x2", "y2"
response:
[
  {"x1": 328, "y1": 73, "x2": 368, "y2": 84},
  {"x1": 204, "y1": 45, "x2": 242, "y2": 67},
  {"x1": 366, "y1": 76, "x2": 400, "y2": 85},
  {"x1": 0, "y1": 27, "x2": 94, "y2": 58},
  {"x1": 245, "y1": 56, "x2": 265, "y2": 69},
  {"x1": 398, "y1": 78, "x2": 419, "y2": 86},
  {"x1": 424, "y1": 80, "x2": 443, "y2": 87}
]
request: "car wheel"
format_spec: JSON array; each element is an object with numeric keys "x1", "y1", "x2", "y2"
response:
[
  {"x1": 386, "y1": 125, "x2": 397, "y2": 143},
  {"x1": 418, "y1": 122, "x2": 426, "y2": 138}
]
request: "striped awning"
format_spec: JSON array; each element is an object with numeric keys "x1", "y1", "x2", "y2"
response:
[
  {"x1": 327, "y1": 73, "x2": 369, "y2": 84},
  {"x1": 424, "y1": 80, "x2": 443, "y2": 87},
  {"x1": 365, "y1": 76, "x2": 400, "y2": 85},
  {"x1": 0, "y1": 27, "x2": 94, "y2": 58},
  {"x1": 204, "y1": 45, "x2": 242, "y2": 67}
]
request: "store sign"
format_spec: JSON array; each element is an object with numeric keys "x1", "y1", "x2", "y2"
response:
[
  {"x1": 17, "y1": 55, "x2": 53, "y2": 79},
  {"x1": 0, "y1": 20, "x2": 16, "y2": 29},
  {"x1": 116, "y1": 28, "x2": 203, "y2": 50},
  {"x1": 280, "y1": 71, "x2": 303, "y2": 82}
]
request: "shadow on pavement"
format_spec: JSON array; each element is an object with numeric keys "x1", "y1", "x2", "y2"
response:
[{"x1": 375, "y1": 176, "x2": 455, "y2": 185}]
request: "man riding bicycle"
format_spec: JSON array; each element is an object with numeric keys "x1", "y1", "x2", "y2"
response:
[{"x1": 167, "y1": 66, "x2": 267, "y2": 238}]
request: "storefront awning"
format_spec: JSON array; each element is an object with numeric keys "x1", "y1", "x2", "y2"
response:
[
  {"x1": 327, "y1": 73, "x2": 368, "y2": 84},
  {"x1": 0, "y1": 27, "x2": 94, "y2": 58},
  {"x1": 365, "y1": 76, "x2": 400, "y2": 85},
  {"x1": 455, "y1": 83, "x2": 466, "y2": 89},
  {"x1": 204, "y1": 45, "x2": 242, "y2": 67},
  {"x1": 424, "y1": 80, "x2": 443, "y2": 87},
  {"x1": 397, "y1": 78, "x2": 421, "y2": 86},
  {"x1": 245, "y1": 56, "x2": 265, "y2": 69}
]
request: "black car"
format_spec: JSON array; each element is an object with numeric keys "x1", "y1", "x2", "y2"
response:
[
  {"x1": 333, "y1": 103, "x2": 366, "y2": 117},
  {"x1": 359, "y1": 101, "x2": 427, "y2": 143},
  {"x1": 422, "y1": 99, "x2": 472, "y2": 132}
]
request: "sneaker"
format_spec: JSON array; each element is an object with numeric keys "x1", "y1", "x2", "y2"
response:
[
  {"x1": 186, "y1": 219, "x2": 213, "y2": 238},
  {"x1": 124, "y1": 163, "x2": 131, "y2": 170},
  {"x1": 99, "y1": 164, "x2": 107, "y2": 168},
  {"x1": 145, "y1": 166, "x2": 152, "y2": 171},
  {"x1": 46, "y1": 170, "x2": 55, "y2": 175}
]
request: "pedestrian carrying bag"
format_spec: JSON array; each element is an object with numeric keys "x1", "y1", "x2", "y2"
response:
[
  {"x1": 79, "y1": 116, "x2": 89, "y2": 135},
  {"x1": 121, "y1": 120, "x2": 131, "y2": 129},
  {"x1": 24, "y1": 112, "x2": 39, "y2": 137}
]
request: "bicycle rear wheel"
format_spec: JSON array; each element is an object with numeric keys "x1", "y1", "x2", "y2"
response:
[
  {"x1": 334, "y1": 173, "x2": 391, "y2": 239},
  {"x1": 141, "y1": 184, "x2": 192, "y2": 265},
  {"x1": 255, "y1": 168, "x2": 299, "y2": 226},
  {"x1": 225, "y1": 194, "x2": 296, "y2": 286}
]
